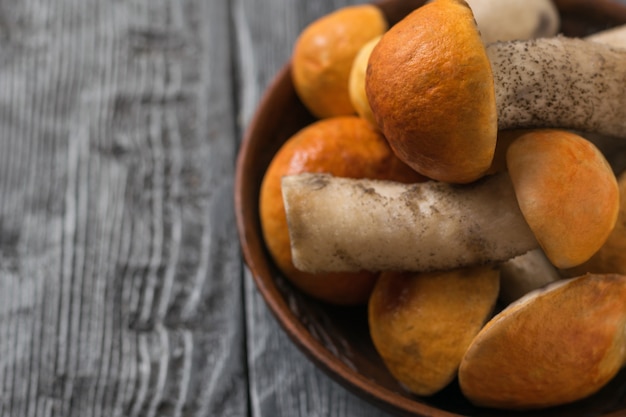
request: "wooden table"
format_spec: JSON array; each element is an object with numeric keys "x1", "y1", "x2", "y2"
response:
[
  {"x1": 0, "y1": 0, "x2": 396, "y2": 416},
  {"x1": 2, "y1": 1, "x2": 625, "y2": 417}
]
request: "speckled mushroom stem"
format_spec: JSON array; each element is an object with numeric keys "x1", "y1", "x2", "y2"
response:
[
  {"x1": 490, "y1": 37, "x2": 626, "y2": 137},
  {"x1": 282, "y1": 172, "x2": 538, "y2": 274}
]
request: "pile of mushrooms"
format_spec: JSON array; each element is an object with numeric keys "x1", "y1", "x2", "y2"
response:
[
  {"x1": 283, "y1": 129, "x2": 618, "y2": 273},
  {"x1": 271, "y1": 0, "x2": 626, "y2": 410}
]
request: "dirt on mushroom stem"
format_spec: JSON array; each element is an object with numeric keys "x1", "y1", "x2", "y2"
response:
[
  {"x1": 282, "y1": 172, "x2": 539, "y2": 274},
  {"x1": 490, "y1": 36, "x2": 626, "y2": 137}
]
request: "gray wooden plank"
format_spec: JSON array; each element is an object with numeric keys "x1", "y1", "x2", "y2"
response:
[
  {"x1": 0, "y1": 0, "x2": 247, "y2": 416},
  {"x1": 232, "y1": 0, "x2": 397, "y2": 415}
]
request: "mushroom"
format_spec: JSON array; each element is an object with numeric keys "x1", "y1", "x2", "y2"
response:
[
  {"x1": 291, "y1": 4, "x2": 388, "y2": 118},
  {"x1": 281, "y1": 130, "x2": 619, "y2": 273},
  {"x1": 283, "y1": 171, "x2": 534, "y2": 273},
  {"x1": 368, "y1": 266, "x2": 500, "y2": 396},
  {"x1": 458, "y1": 273, "x2": 626, "y2": 410},
  {"x1": 291, "y1": 0, "x2": 429, "y2": 119},
  {"x1": 348, "y1": 0, "x2": 560, "y2": 127},
  {"x1": 480, "y1": 127, "x2": 626, "y2": 305},
  {"x1": 259, "y1": 116, "x2": 423, "y2": 305},
  {"x1": 366, "y1": 0, "x2": 626, "y2": 183},
  {"x1": 505, "y1": 129, "x2": 618, "y2": 268}
]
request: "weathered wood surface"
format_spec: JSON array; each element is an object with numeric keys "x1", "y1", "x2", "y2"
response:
[{"x1": 0, "y1": 0, "x2": 395, "y2": 416}]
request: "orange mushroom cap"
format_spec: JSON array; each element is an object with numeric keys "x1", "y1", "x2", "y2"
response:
[
  {"x1": 366, "y1": 0, "x2": 497, "y2": 183},
  {"x1": 505, "y1": 129, "x2": 620, "y2": 269}
]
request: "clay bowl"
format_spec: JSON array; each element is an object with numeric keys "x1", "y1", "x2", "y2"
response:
[{"x1": 234, "y1": 1, "x2": 626, "y2": 416}]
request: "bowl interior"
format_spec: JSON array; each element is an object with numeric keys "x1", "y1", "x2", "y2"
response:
[{"x1": 234, "y1": 2, "x2": 626, "y2": 416}]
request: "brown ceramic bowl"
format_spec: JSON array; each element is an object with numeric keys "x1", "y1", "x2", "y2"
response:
[{"x1": 234, "y1": 1, "x2": 626, "y2": 416}]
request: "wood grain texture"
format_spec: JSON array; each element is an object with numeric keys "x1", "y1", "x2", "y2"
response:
[{"x1": 0, "y1": 0, "x2": 246, "y2": 416}]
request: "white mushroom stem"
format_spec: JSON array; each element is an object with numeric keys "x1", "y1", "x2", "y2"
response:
[
  {"x1": 490, "y1": 37, "x2": 626, "y2": 137},
  {"x1": 282, "y1": 172, "x2": 538, "y2": 273},
  {"x1": 580, "y1": 22, "x2": 626, "y2": 173},
  {"x1": 498, "y1": 249, "x2": 562, "y2": 306},
  {"x1": 587, "y1": 24, "x2": 626, "y2": 48},
  {"x1": 466, "y1": 0, "x2": 560, "y2": 44}
]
